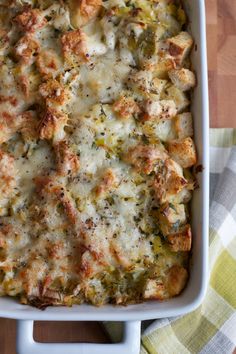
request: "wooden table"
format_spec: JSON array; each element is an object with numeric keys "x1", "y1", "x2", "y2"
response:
[{"x1": 1, "y1": 1, "x2": 236, "y2": 353}]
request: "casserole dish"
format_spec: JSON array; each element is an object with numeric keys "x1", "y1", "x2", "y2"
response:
[{"x1": 0, "y1": 0, "x2": 209, "y2": 353}]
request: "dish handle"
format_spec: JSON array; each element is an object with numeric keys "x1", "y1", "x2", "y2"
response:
[{"x1": 16, "y1": 320, "x2": 141, "y2": 354}]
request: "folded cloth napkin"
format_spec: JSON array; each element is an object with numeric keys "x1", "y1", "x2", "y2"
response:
[{"x1": 104, "y1": 128, "x2": 236, "y2": 354}]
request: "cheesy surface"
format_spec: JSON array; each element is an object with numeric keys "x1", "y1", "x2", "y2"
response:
[{"x1": 0, "y1": 0, "x2": 197, "y2": 307}]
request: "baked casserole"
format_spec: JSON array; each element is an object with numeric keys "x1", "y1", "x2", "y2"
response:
[{"x1": 0, "y1": 0, "x2": 197, "y2": 307}]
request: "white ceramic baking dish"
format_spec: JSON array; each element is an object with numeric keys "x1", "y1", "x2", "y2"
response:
[{"x1": 0, "y1": 1, "x2": 209, "y2": 353}]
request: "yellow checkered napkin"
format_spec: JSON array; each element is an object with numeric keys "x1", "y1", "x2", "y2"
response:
[{"x1": 105, "y1": 129, "x2": 236, "y2": 354}]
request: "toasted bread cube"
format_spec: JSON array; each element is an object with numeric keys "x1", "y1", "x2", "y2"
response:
[
  {"x1": 34, "y1": 177, "x2": 78, "y2": 224},
  {"x1": 161, "y1": 85, "x2": 190, "y2": 113},
  {"x1": 38, "y1": 108, "x2": 68, "y2": 142},
  {"x1": 143, "y1": 279, "x2": 166, "y2": 300},
  {"x1": 171, "y1": 188, "x2": 192, "y2": 204},
  {"x1": 0, "y1": 150, "x2": 16, "y2": 202},
  {"x1": 0, "y1": 103, "x2": 37, "y2": 143},
  {"x1": 158, "y1": 203, "x2": 186, "y2": 236},
  {"x1": 167, "y1": 224, "x2": 192, "y2": 252},
  {"x1": 168, "y1": 68, "x2": 196, "y2": 92},
  {"x1": 54, "y1": 140, "x2": 80, "y2": 177},
  {"x1": 166, "y1": 265, "x2": 188, "y2": 296},
  {"x1": 153, "y1": 158, "x2": 188, "y2": 204},
  {"x1": 174, "y1": 112, "x2": 193, "y2": 139},
  {"x1": 68, "y1": 0, "x2": 102, "y2": 27},
  {"x1": 0, "y1": 122, "x2": 13, "y2": 144},
  {"x1": 167, "y1": 137, "x2": 197, "y2": 168},
  {"x1": 153, "y1": 159, "x2": 188, "y2": 204},
  {"x1": 127, "y1": 70, "x2": 167, "y2": 98},
  {"x1": 143, "y1": 99, "x2": 177, "y2": 120},
  {"x1": 144, "y1": 265, "x2": 188, "y2": 300},
  {"x1": 39, "y1": 79, "x2": 67, "y2": 105},
  {"x1": 143, "y1": 118, "x2": 175, "y2": 143},
  {"x1": 127, "y1": 69, "x2": 153, "y2": 96},
  {"x1": 167, "y1": 32, "x2": 193, "y2": 65},
  {"x1": 36, "y1": 49, "x2": 62, "y2": 78},
  {"x1": 155, "y1": 57, "x2": 176, "y2": 79},
  {"x1": 113, "y1": 96, "x2": 140, "y2": 119},
  {"x1": 14, "y1": 9, "x2": 47, "y2": 33},
  {"x1": 14, "y1": 35, "x2": 39, "y2": 65},
  {"x1": 61, "y1": 29, "x2": 88, "y2": 67},
  {"x1": 19, "y1": 111, "x2": 38, "y2": 142},
  {"x1": 124, "y1": 144, "x2": 168, "y2": 174},
  {"x1": 151, "y1": 78, "x2": 167, "y2": 97}
]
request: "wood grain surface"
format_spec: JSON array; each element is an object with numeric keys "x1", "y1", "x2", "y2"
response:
[{"x1": 1, "y1": 1, "x2": 236, "y2": 353}]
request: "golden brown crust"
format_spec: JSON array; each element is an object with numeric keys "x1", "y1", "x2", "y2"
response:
[
  {"x1": 166, "y1": 265, "x2": 188, "y2": 296},
  {"x1": 39, "y1": 80, "x2": 68, "y2": 105},
  {"x1": 14, "y1": 34, "x2": 40, "y2": 64},
  {"x1": 0, "y1": 95, "x2": 18, "y2": 107},
  {"x1": 18, "y1": 111, "x2": 39, "y2": 141},
  {"x1": 0, "y1": 150, "x2": 16, "y2": 202},
  {"x1": 113, "y1": 96, "x2": 140, "y2": 120},
  {"x1": 34, "y1": 177, "x2": 78, "y2": 224},
  {"x1": 153, "y1": 159, "x2": 188, "y2": 204},
  {"x1": 167, "y1": 137, "x2": 197, "y2": 168},
  {"x1": 167, "y1": 224, "x2": 192, "y2": 252},
  {"x1": 61, "y1": 29, "x2": 88, "y2": 66},
  {"x1": 36, "y1": 50, "x2": 61, "y2": 78},
  {"x1": 143, "y1": 279, "x2": 166, "y2": 300},
  {"x1": 167, "y1": 32, "x2": 193, "y2": 65},
  {"x1": 168, "y1": 68, "x2": 196, "y2": 92},
  {"x1": 13, "y1": 9, "x2": 47, "y2": 33},
  {"x1": 142, "y1": 99, "x2": 177, "y2": 121},
  {"x1": 124, "y1": 144, "x2": 168, "y2": 174},
  {"x1": 17, "y1": 74, "x2": 30, "y2": 98},
  {"x1": 157, "y1": 202, "x2": 186, "y2": 236},
  {"x1": 68, "y1": 0, "x2": 102, "y2": 27},
  {"x1": 38, "y1": 108, "x2": 68, "y2": 141},
  {"x1": 54, "y1": 140, "x2": 80, "y2": 176},
  {"x1": 143, "y1": 265, "x2": 188, "y2": 300}
]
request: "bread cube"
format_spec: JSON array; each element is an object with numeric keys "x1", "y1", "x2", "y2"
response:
[
  {"x1": 167, "y1": 137, "x2": 197, "y2": 168},
  {"x1": 174, "y1": 112, "x2": 193, "y2": 139},
  {"x1": 167, "y1": 224, "x2": 192, "y2": 252},
  {"x1": 153, "y1": 158, "x2": 188, "y2": 204},
  {"x1": 143, "y1": 99, "x2": 177, "y2": 120},
  {"x1": 54, "y1": 140, "x2": 80, "y2": 177},
  {"x1": 144, "y1": 119, "x2": 175, "y2": 142},
  {"x1": 158, "y1": 203, "x2": 186, "y2": 236},
  {"x1": 167, "y1": 31, "x2": 193, "y2": 65},
  {"x1": 38, "y1": 108, "x2": 68, "y2": 142},
  {"x1": 61, "y1": 29, "x2": 88, "y2": 67},
  {"x1": 166, "y1": 265, "x2": 188, "y2": 296},
  {"x1": 113, "y1": 95, "x2": 140, "y2": 119},
  {"x1": 155, "y1": 57, "x2": 176, "y2": 79},
  {"x1": 150, "y1": 78, "x2": 167, "y2": 97},
  {"x1": 68, "y1": 0, "x2": 102, "y2": 27},
  {"x1": 143, "y1": 279, "x2": 166, "y2": 300},
  {"x1": 124, "y1": 144, "x2": 168, "y2": 174},
  {"x1": 161, "y1": 85, "x2": 190, "y2": 113},
  {"x1": 168, "y1": 68, "x2": 196, "y2": 91},
  {"x1": 144, "y1": 265, "x2": 188, "y2": 299},
  {"x1": 14, "y1": 34, "x2": 39, "y2": 65},
  {"x1": 127, "y1": 69, "x2": 152, "y2": 96}
]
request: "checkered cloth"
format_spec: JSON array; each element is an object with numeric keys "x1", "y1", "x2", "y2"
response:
[{"x1": 105, "y1": 128, "x2": 236, "y2": 354}]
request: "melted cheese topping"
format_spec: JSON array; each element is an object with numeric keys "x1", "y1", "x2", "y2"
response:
[{"x1": 0, "y1": 0, "x2": 196, "y2": 307}]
